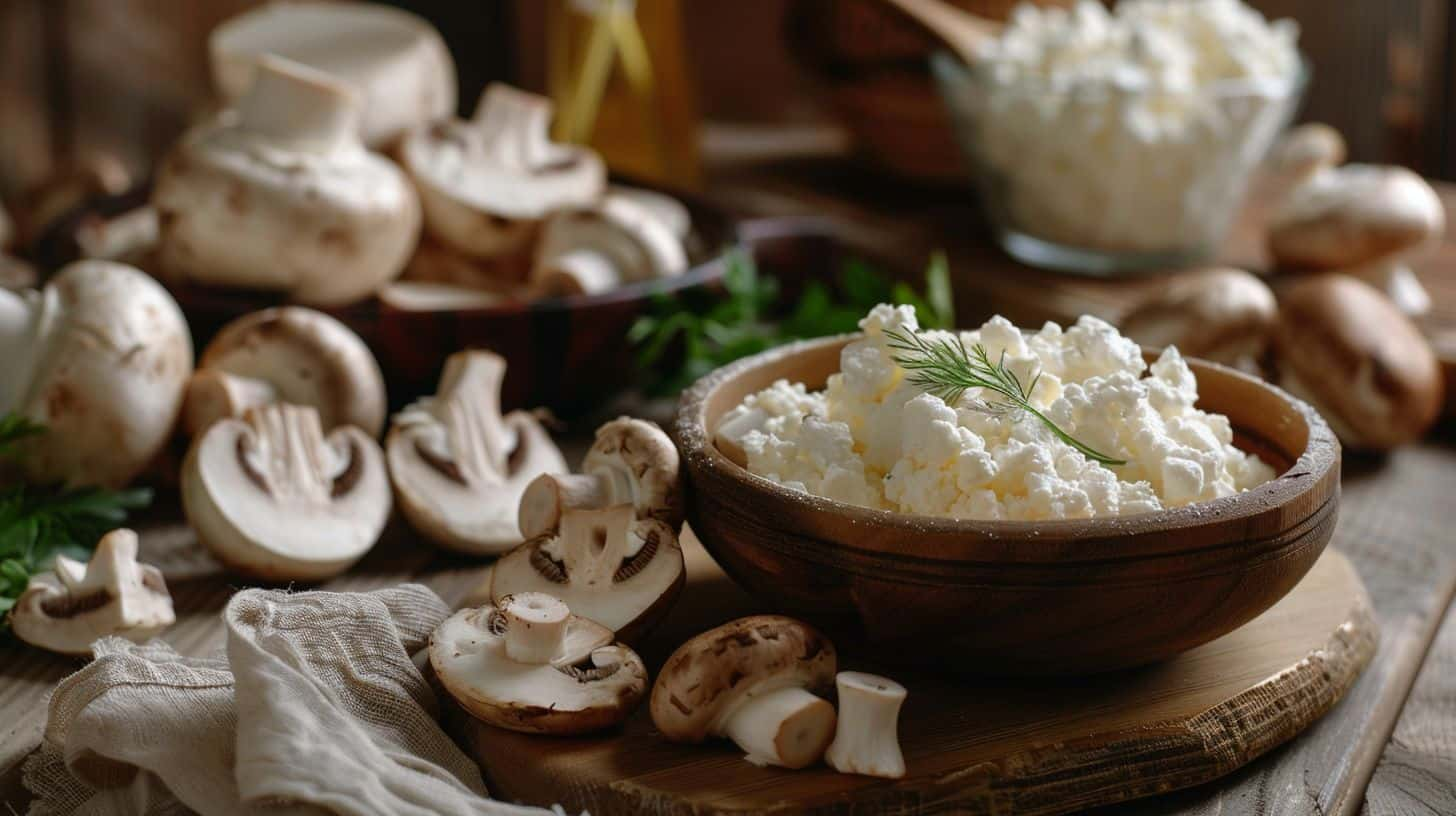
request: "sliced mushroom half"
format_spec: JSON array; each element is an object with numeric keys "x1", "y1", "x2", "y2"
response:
[
  {"x1": 386, "y1": 350, "x2": 567, "y2": 556},
  {"x1": 530, "y1": 195, "x2": 687, "y2": 298},
  {"x1": 10, "y1": 528, "x2": 175, "y2": 656},
  {"x1": 181, "y1": 402, "x2": 391, "y2": 581},
  {"x1": 492, "y1": 502, "x2": 684, "y2": 642},
  {"x1": 430, "y1": 592, "x2": 648, "y2": 735}
]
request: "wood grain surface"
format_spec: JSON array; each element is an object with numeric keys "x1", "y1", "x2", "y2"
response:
[{"x1": 455, "y1": 541, "x2": 1373, "y2": 816}]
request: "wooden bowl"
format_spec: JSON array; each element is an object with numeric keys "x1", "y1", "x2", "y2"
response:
[{"x1": 673, "y1": 335, "x2": 1341, "y2": 675}]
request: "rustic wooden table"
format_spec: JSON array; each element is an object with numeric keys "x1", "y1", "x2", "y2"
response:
[{"x1": 2, "y1": 149, "x2": 1454, "y2": 814}]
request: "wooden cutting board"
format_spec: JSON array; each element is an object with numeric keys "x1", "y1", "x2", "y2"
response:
[{"x1": 449, "y1": 534, "x2": 1376, "y2": 816}]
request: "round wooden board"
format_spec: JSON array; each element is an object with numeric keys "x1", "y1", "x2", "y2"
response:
[{"x1": 450, "y1": 532, "x2": 1376, "y2": 816}]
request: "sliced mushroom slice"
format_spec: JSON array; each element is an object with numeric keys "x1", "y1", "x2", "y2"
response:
[
  {"x1": 181, "y1": 402, "x2": 391, "y2": 581},
  {"x1": 401, "y1": 84, "x2": 606, "y2": 262},
  {"x1": 492, "y1": 502, "x2": 684, "y2": 642},
  {"x1": 531, "y1": 195, "x2": 687, "y2": 298},
  {"x1": 825, "y1": 672, "x2": 908, "y2": 779},
  {"x1": 519, "y1": 416, "x2": 683, "y2": 540},
  {"x1": 430, "y1": 592, "x2": 648, "y2": 735},
  {"x1": 185, "y1": 306, "x2": 386, "y2": 437},
  {"x1": 1118, "y1": 267, "x2": 1277, "y2": 373},
  {"x1": 0, "y1": 260, "x2": 193, "y2": 489},
  {"x1": 651, "y1": 616, "x2": 838, "y2": 769},
  {"x1": 386, "y1": 350, "x2": 567, "y2": 556},
  {"x1": 10, "y1": 528, "x2": 175, "y2": 656},
  {"x1": 154, "y1": 56, "x2": 421, "y2": 307}
]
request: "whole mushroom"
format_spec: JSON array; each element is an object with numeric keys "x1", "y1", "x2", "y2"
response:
[
  {"x1": 182, "y1": 402, "x2": 392, "y2": 581},
  {"x1": 430, "y1": 592, "x2": 649, "y2": 735},
  {"x1": 10, "y1": 528, "x2": 175, "y2": 656},
  {"x1": 154, "y1": 55, "x2": 421, "y2": 307},
  {"x1": 1271, "y1": 274, "x2": 1442, "y2": 450},
  {"x1": 210, "y1": 1, "x2": 456, "y2": 149},
  {"x1": 386, "y1": 350, "x2": 567, "y2": 556},
  {"x1": 1263, "y1": 123, "x2": 1346, "y2": 194},
  {"x1": 651, "y1": 616, "x2": 838, "y2": 769},
  {"x1": 184, "y1": 306, "x2": 387, "y2": 437},
  {"x1": 531, "y1": 194, "x2": 688, "y2": 298},
  {"x1": 1118, "y1": 267, "x2": 1277, "y2": 372},
  {"x1": 0, "y1": 260, "x2": 192, "y2": 489},
  {"x1": 517, "y1": 416, "x2": 684, "y2": 540},
  {"x1": 1269, "y1": 164, "x2": 1445, "y2": 315},
  {"x1": 400, "y1": 84, "x2": 606, "y2": 264}
]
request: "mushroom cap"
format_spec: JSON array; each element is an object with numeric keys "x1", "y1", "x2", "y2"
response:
[
  {"x1": 430, "y1": 598, "x2": 648, "y2": 735},
  {"x1": 1266, "y1": 123, "x2": 1346, "y2": 190},
  {"x1": 4, "y1": 261, "x2": 193, "y2": 489},
  {"x1": 492, "y1": 504, "x2": 685, "y2": 641},
  {"x1": 1270, "y1": 164, "x2": 1445, "y2": 270},
  {"x1": 1118, "y1": 267, "x2": 1277, "y2": 368},
  {"x1": 195, "y1": 306, "x2": 387, "y2": 437},
  {"x1": 181, "y1": 403, "x2": 391, "y2": 581},
  {"x1": 582, "y1": 416, "x2": 684, "y2": 531},
  {"x1": 210, "y1": 1, "x2": 456, "y2": 149},
  {"x1": 1271, "y1": 274, "x2": 1442, "y2": 449},
  {"x1": 401, "y1": 84, "x2": 606, "y2": 261},
  {"x1": 10, "y1": 528, "x2": 175, "y2": 656},
  {"x1": 154, "y1": 59, "x2": 421, "y2": 307},
  {"x1": 650, "y1": 616, "x2": 837, "y2": 744},
  {"x1": 531, "y1": 195, "x2": 687, "y2": 294},
  {"x1": 386, "y1": 350, "x2": 568, "y2": 555}
]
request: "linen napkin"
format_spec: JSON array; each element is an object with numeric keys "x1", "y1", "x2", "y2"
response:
[{"x1": 23, "y1": 583, "x2": 552, "y2": 816}]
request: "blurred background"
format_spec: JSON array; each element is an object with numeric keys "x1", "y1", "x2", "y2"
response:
[{"x1": 1, "y1": 0, "x2": 1451, "y2": 198}]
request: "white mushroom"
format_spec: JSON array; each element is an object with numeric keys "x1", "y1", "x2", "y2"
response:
[
  {"x1": 377, "y1": 281, "x2": 508, "y2": 313},
  {"x1": 825, "y1": 672, "x2": 907, "y2": 779},
  {"x1": 1269, "y1": 164, "x2": 1445, "y2": 315},
  {"x1": 210, "y1": 1, "x2": 456, "y2": 149},
  {"x1": 181, "y1": 402, "x2": 391, "y2": 581},
  {"x1": 430, "y1": 592, "x2": 649, "y2": 735},
  {"x1": 531, "y1": 194, "x2": 687, "y2": 298},
  {"x1": 0, "y1": 260, "x2": 192, "y2": 489},
  {"x1": 184, "y1": 306, "x2": 387, "y2": 438},
  {"x1": 10, "y1": 528, "x2": 175, "y2": 656},
  {"x1": 386, "y1": 350, "x2": 567, "y2": 556},
  {"x1": 651, "y1": 616, "x2": 838, "y2": 769},
  {"x1": 1270, "y1": 274, "x2": 1442, "y2": 450},
  {"x1": 518, "y1": 416, "x2": 683, "y2": 539},
  {"x1": 154, "y1": 55, "x2": 421, "y2": 307},
  {"x1": 492, "y1": 503, "x2": 684, "y2": 641},
  {"x1": 1118, "y1": 267, "x2": 1278, "y2": 373},
  {"x1": 73, "y1": 204, "x2": 160, "y2": 265},
  {"x1": 400, "y1": 84, "x2": 606, "y2": 262},
  {"x1": 608, "y1": 185, "x2": 692, "y2": 240},
  {"x1": 1263, "y1": 122, "x2": 1346, "y2": 193}
]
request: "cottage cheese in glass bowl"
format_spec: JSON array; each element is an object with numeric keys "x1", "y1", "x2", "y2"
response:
[{"x1": 932, "y1": 0, "x2": 1306, "y2": 274}]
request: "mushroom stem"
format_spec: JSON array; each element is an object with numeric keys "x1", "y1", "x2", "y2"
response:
[
  {"x1": 1359, "y1": 262, "x2": 1431, "y2": 316},
  {"x1": 237, "y1": 55, "x2": 361, "y2": 155},
  {"x1": 721, "y1": 687, "x2": 837, "y2": 769},
  {"x1": 185, "y1": 370, "x2": 280, "y2": 435},
  {"x1": 825, "y1": 672, "x2": 907, "y2": 779},
  {"x1": 535, "y1": 250, "x2": 621, "y2": 297},
  {"x1": 518, "y1": 472, "x2": 615, "y2": 538},
  {"x1": 501, "y1": 592, "x2": 569, "y2": 664}
]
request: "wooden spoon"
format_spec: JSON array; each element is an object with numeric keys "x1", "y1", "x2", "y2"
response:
[{"x1": 882, "y1": 0, "x2": 1003, "y2": 65}]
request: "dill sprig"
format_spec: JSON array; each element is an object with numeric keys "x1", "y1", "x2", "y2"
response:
[{"x1": 883, "y1": 327, "x2": 1126, "y2": 467}]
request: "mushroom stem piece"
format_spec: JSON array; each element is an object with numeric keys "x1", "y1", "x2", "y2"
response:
[
  {"x1": 825, "y1": 672, "x2": 907, "y2": 779},
  {"x1": 236, "y1": 55, "x2": 359, "y2": 155},
  {"x1": 500, "y1": 592, "x2": 569, "y2": 664},
  {"x1": 724, "y1": 687, "x2": 839, "y2": 769},
  {"x1": 184, "y1": 370, "x2": 280, "y2": 436}
]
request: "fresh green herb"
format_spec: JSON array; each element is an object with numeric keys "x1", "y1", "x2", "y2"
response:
[
  {"x1": 883, "y1": 327, "x2": 1127, "y2": 467},
  {"x1": 631, "y1": 249, "x2": 955, "y2": 396},
  {"x1": 0, "y1": 416, "x2": 152, "y2": 631}
]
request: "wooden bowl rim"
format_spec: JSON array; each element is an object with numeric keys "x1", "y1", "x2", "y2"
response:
[{"x1": 673, "y1": 333, "x2": 1340, "y2": 563}]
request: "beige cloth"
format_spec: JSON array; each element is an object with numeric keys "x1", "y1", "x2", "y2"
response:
[{"x1": 23, "y1": 584, "x2": 552, "y2": 816}]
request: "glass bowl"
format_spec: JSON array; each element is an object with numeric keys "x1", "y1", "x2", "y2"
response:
[{"x1": 931, "y1": 51, "x2": 1309, "y2": 276}]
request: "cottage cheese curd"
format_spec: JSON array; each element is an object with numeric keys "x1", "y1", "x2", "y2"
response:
[
  {"x1": 956, "y1": 0, "x2": 1302, "y2": 254},
  {"x1": 716, "y1": 305, "x2": 1276, "y2": 521}
]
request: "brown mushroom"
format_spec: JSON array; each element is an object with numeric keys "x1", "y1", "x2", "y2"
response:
[
  {"x1": 651, "y1": 616, "x2": 838, "y2": 769},
  {"x1": 1270, "y1": 274, "x2": 1442, "y2": 450},
  {"x1": 1119, "y1": 267, "x2": 1277, "y2": 372}
]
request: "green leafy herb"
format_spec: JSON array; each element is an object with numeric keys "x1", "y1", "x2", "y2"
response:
[
  {"x1": 632, "y1": 249, "x2": 954, "y2": 396},
  {"x1": 883, "y1": 327, "x2": 1127, "y2": 467},
  {"x1": 0, "y1": 416, "x2": 152, "y2": 632}
]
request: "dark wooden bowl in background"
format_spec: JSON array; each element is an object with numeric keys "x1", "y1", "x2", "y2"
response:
[{"x1": 673, "y1": 334, "x2": 1341, "y2": 675}]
